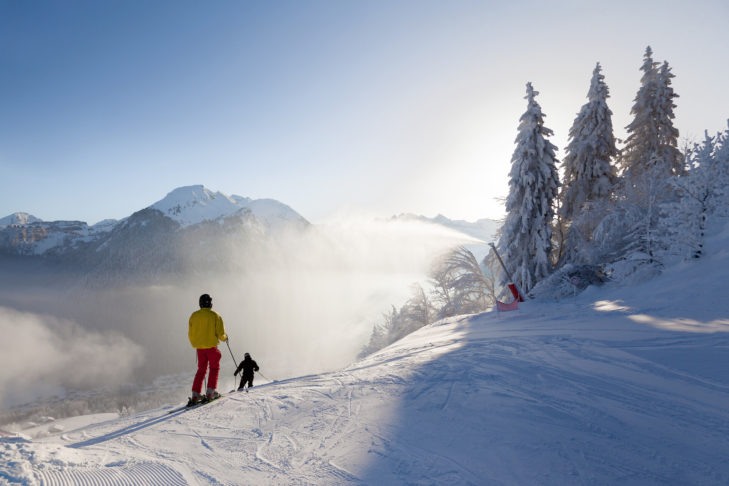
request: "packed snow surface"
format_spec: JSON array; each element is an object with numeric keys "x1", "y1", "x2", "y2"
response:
[{"x1": 2, "y1": 225, "x2": 729, "y2": 485}]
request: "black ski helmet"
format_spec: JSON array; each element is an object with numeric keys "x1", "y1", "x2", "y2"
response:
[
  {"x1": 244, "y1": 352, "x2": 250, "y2": 359},
  {"x1": 199, "y1": 294, "x2": 213, "y2": 308}
]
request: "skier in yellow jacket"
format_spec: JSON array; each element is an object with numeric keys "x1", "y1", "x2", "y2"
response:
[{"x1": 188, "y1": 293, "x2": 228, "y2": 404}]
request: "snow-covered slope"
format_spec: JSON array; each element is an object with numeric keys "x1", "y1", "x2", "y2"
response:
[{"x1": 3, "y1": 224, "x2": 729, "y2": 484}]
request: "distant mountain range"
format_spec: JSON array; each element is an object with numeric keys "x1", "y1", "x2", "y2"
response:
[
  {"x1": 0, "y1": 185, "x2": 500, "y2": 284},
  {"x1": 0, "y1": 185, "x2": 308, "y2": 257},
  {"x1": 0, "y1": 186, "x2": 310, "y2": 284},
  {"x1": 389, "y1": 213, "x2": 499, "y2": 244}
]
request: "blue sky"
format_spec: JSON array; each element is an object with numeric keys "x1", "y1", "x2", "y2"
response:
[{"x1": 1, "y1": 0, "x2": 728, "y2": 224}]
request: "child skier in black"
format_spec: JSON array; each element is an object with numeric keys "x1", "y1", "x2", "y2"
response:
[{"x1": 234, "y1": 353, "x2": 259, "y2": 391}]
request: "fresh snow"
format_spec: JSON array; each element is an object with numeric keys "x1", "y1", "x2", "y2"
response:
[
  {"x1": 150, "y1": 185, "x2": 307, "y2": 228},
  {"x1": 2, "y1": 223, "x2": 729, "y2": 484}
]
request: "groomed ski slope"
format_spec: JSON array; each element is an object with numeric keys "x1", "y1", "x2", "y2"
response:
[{"x1": 3, "y1": 227, "x2": 729, "y2": 485}]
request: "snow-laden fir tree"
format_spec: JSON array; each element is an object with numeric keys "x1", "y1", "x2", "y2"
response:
[
  {"x1": 662, "y1": 128, "x2": 729, "y2": 260},
  {"x1": 619, "y1": 47, "x2": 681, "y2": 181},
  {"x1": 654, "y1": 61, "x2": 682, "y2": 174},
  {"x1": 497, "y1": 83, "x2": 560, "y2": 294},
  {"x1": 713, "y1": 122, "x2": 729, "y2": 207},
  {"x1": 589, "y1": 48, "x2": 682, "y2": 282},
  {"x1": 558, "y1": 62, "x2": 618, "y2": 265}
]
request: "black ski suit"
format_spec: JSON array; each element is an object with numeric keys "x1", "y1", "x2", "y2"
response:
[{"x1": 235, "y1": 356, "x2": 259, "y2": 389}]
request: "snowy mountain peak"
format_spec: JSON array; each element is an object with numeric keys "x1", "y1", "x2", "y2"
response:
[
  {"x1": 149, "y1": 185, "x2": 308, "y2": 229},
  {"x1": 0, "y1": 212, "x2": 42, "y2": 227},
  {"x1": 150, "y1": 185, "x2": 241, "y2": 227}
]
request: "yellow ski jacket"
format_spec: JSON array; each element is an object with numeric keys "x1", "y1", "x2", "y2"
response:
[{"x1": 188, "y1": 308, "x2": 228, "y2": 349}]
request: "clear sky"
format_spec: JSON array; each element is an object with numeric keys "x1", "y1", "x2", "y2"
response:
[{"x1": 1, "y1": 0, "x2": 728, "y2": 224}]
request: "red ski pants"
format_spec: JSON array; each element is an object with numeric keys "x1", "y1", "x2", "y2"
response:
[{"x1": 192, "y1": 347, "x2": 221, "y2": 394}]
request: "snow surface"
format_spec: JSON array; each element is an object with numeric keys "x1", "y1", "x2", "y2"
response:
[
  {"x1": 150, "y1": 185, "x2": 307, "y2": 228},
  {"x1": 2, "y1": 226, "x2": 729, "y2": 485}
]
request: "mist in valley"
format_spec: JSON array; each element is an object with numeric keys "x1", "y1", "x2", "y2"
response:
[{"x1": 0, "y1": 218, "x2": 481, "y2": 419}]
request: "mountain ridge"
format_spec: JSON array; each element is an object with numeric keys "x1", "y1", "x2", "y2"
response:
[
  {"x1": 0, "y1": 185, "x2": 309, "y2": 258},
  {"x1": 1, "y1": 187, "x2": 499, "y2": 260}
]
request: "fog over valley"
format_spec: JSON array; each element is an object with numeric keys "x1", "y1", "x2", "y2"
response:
[{"x1": 0, "y1": 186, "x2": 494, "y2": 416}]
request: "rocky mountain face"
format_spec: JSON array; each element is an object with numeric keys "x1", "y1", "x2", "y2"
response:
[{"x1": 0, "y1": 219, "x2": 113, "y2": 257}]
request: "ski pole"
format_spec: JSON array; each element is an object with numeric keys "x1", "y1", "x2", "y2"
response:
[
  {"x1": 225, "y1": 338, "x2": 239, "y2": 369},
  {"x1": 257, "y1": 371, "x2": 272, "y2": 381},
  {"x1": 225, "y1": 338, "x2": 241, "y2": 390}
]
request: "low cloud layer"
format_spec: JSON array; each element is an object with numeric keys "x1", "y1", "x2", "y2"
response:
[
  {"x1": 0, "y1": 306, "x2": 144, "y2": 408},
  {"x1": 0, "y1": 218, "x2": 480, "y2": 408}
]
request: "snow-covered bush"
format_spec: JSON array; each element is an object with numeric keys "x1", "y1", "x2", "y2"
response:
[
  {"x1": 661, "y1": 127, "x2": 729, "y2": 260},
  {"x1": 430, "y1": 246, "x2": 493, "y2": 319},
  {"x1": 360, "y1": 246, "x2": 494, "y2": 357},
  {"x1": 529, "y1": 264, "x2": 607, "y2": 300},
  {"x1": 359, "y1": 284, "x2": 435, "y2": 358}
]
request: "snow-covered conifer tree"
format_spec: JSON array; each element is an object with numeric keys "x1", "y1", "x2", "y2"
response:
[
  {"x1": 560, "y1": 63, "x2": 618, "y2": 221},
  {"x1": 497, "y1": 83, "x2": 560, "y2": 294},
  {"x1": 662, "y1": 129, "x2": 729, "y2": 260},
  {"x1": 619, "y1": 46, "x2": 659, "y2": 178},
  {"x1": 591, "y1": 48, "x2": 682, "y2": 281},
  {"x1": 713, "y1": 122, "x2": 729, "y2": 207},
  {"x1": 620, "y1": 47, "x2": 681, "y2": 181},
  {"x1": 559, "y1": 63, "x2": 618, "y2": 264},
  {"x1": 654, "y1": 61, "x2": 682, "y2": 175}
]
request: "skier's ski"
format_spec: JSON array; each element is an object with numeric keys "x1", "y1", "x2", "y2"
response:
[{"x1": 167, "y1": 394, "x2": 224, "y2": 414}]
